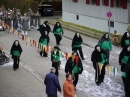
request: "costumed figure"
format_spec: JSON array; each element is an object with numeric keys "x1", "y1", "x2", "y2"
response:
[
  {"x1": 10, "y1": 40, "x2": 22, "y2": 71},
  {"x1": 21, "y1": 13, "x2": 29, "y2": 36},
  {"x1": 122, "y1": 63, "x2": 130, "y2": 97},
  {"x1": 98, "y1": 32, "x2": 112, "y2": 64},
  {"x1": 39, "y1": 30, "x2": 49, "y2": 57},
  {"x1": 51, "y1": 46, "x2": 61, "y2": 77},
  {"x1": 119, "y1": 45, "x2": 130, "y2": 72},
  {"x1": 91, "y1": 45, "x2": 108, "y2": 86},
  {"x1": 44, "y1": 21, "x2": 51, "y2": 42},
  {"x1": 53, "y1": 22, "x2": 64, "y2": 45},
  {"x1": 72, "y1": 33, "x2": 85, "y2": 60},
  {"x1": 65, "y1": 51, "x2": 83, "y2": 88},
  {"x1": 37, "y1": 22, "x2": 46, "y2": 36},
  {"x1": 121, "y1": 32, "x2": 130, "y2": 48}
]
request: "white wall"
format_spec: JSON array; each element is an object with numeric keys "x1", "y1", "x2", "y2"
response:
[
  {"x1": 62, "y1": 12, "x2": 127, "y2": 35},
  {"x1": 62, "y1": 0, "x2": 129, "y2": 23}
]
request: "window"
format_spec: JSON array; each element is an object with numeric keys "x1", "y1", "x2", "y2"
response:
[
  {"x1": 73, "y1": 0, "x2": 78, "y2": 3},
  {"x1": 116, "y1": 0, "x2": 127, "y2": 9},
  {"x1": 92, "y1": 0, "x2": 96, "y2": 4},
  {"x1": 108, "y1": 21, "x2": 114, "y2": 28},
  {"x1": 86, "y1": 0, "x2": 90, "y2": 4},
  {"x1": 76, "y1": 15, "x2": 79, "y2": 20},
  {"x1": 103, "y1": 0, "x2": 114, "y2": 7},
  {"x1": 91, "y1": 0, "x2": 100, "y2": 6},
  {"x1": 116, "y1": 0, "x2": 121, "y2": 7}
]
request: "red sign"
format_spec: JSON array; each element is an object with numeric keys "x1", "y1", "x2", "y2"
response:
[{"x1": 107, "y1": 12, "x2": 112, "y2": 18}]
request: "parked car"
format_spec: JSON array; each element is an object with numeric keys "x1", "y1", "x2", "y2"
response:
[{"x1": 38, "y1": 4, "x2": 54, "y2": 16}]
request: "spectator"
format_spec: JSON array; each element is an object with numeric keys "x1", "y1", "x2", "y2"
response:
[
  {"x1": 63, "y1": 73, "x2": 75, "y2": 97},
  {"x1": 44, "y1": 67, "x2": 61, "y2": 97}
]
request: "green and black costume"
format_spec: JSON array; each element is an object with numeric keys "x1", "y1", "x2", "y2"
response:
[
  {"x1": 53, "y1": 22, "x2": 64, "y2": 45},
  {"x1": 65, "y1": 51, "x2": 83, "y2": 87},
  {"x1": 121, "y1": 32, "x2": 130, "y2": 48},
  {"x1": 119, "y1": 45, "x2": 130, "y2": 71},
  {"x1": 98, "y1": 33, "x2": 112, "y2": 64},
  {"x1": 51, "y1": 46, "x2": 61, "y2": 76},
  {"x1": 10, "y1": 40, "x2": 22, "y2": 70},
  {"x1": 91, "y1": 45, "x2": 108, "y2": 86},
  {"x1": 122, "y1": 63, "x2": 130, "y2": 97},
  {"x1": 72, "y1": 33, "x2": 84, "y2": 60},
  {"x1": 39, "y1": 30, "x2": 49, "y2": 57}
]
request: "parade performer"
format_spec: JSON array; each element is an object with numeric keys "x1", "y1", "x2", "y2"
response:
[
  {"x1": 39, "y1": 30, "x2": 49, "y2": 57},
  {"x1": 51, "y1": 46, "x2": 61, "y2": 77},
  {"x1": 72, "y1": 33, "x2": 85, "y2": 60},
  {"x1": 91, "y1": 45, "x2": 108, "y2": 86},
  {"x1": 53, "y1": 22, "x2": 64, "y2": 45},
  {"x1": 119, "y1": 45, "x2": 130, "y2": 71},
  {"x1": 44, "y1": 21, "x2": 51, "y2": 42},
  {"x1": 121, "y1": 32, "x2": 130, "y2": 48},
  {"x1": 10, "y1": 40, "x2": 22, "y2": 71},
  {"x1": 122, "y1": 63, "x2": 130, "y2": 97},
  {"x1": 65, "y1": 51, "x2": 83, "y2": 89},
  {"x1": 98, "y1": 32, "x2": 112, "y2": 64}
]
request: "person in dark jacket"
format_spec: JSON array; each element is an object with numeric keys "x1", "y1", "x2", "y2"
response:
[
  {"x1": 65, "y1": 51, "x2": 83, "y2": 88},
  {"x1": 121, "y1": 32, "x2": 130, "y2": 48},
  {"x1": 51, "y1": 46, "x2": 61, "y2": 77},
  {"x1": 122, "y1": 63, "x2": 130, "y2": 97},
  {"x1": 44, "y1": 67, "x2": 61, "y2": 97},
  {"x1": 53, "y1": 22, "x2": 64, "y2": 45},
  {"x1": 91, "y1": 45, "x2": 108, "y2": 86},
  {"x1": 98, "y1": 32, "x2": 112, "y2": 64},
  {"x1": 44, "y1": 21, "x2": 51, "y2": 42},
  {"x1": 119, "y1": 45, "x2": 130, "y2": 72},
  {"x1": 10, "y1": 40, "x2": 22, "y2": 71},
  {"x1": 39, "y1": 30, "x2": 49, "y2": 57},
  {"x1": 72, "y1": 33, "x2": 85, "y2": 60}
]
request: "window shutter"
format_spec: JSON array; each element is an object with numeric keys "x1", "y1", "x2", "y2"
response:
[
  {"x1": 86, "y1": 0, "x2": 89, "y2": 4},
  {"x1": 110, "y1": 0, "x2": 114, "y2": 7},
  {"x1": 74, "y1": 0, "x2": 78, "y2": 2},
  {"x1": 122, "y1": 0, "x2": 127, "y2": 9},
  {"x1": 104, "y1": 0, "x2": 109, "y2": 6},
  {"x1": 96, "y1": 0, "x2": 100, "y2": 6}
]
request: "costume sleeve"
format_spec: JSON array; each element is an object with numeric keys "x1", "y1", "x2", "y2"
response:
[
  {"x1": 61, "y1": 27, "x2": 64, "y2": 35},
  {"x1": 65, "y1": 58, "x2": 70, "y2": 73},
  {"x1": 78, "y1": 58, "x2": 83, "y2": 74},
  {"x1": 119, "y1": 50, "x2": 123, "y2": 64},
  {"x1": 63, "y1": 83, "x2": 72, "y2": 96},
  {"x1": 53, "y1": 25, "x2": 56, "y2": 33}
]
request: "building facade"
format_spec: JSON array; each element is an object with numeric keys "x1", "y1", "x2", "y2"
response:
[{"x1": 62, "y1": 0, "x2": 130, "y2": 35}]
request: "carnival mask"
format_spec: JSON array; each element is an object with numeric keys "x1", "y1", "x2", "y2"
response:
[{"x1": 96, "y1": 46, "x2": 101, "y2": 52}]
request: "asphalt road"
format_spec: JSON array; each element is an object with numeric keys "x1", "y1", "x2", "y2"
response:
[{"x1": 0, "y1": 18, "x2": 125, "y2": 97}]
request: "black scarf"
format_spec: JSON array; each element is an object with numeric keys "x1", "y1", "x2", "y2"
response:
[
  {"x1": 72, "y1": 33, "x2": 83, "y2": 47},
  {"x1": 98, "y1": 32, "x2": 111, "y2": 44},
  {"x1": 91, "y1": 45, "x2": 104, "y2": 62},
  {"x1": 121, "y1": 32, "x2": 130, "y2": 48},
  {"x1": 10, "y1": 40, "x2": 22, "y2": 55}
]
